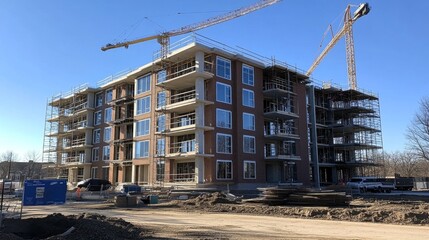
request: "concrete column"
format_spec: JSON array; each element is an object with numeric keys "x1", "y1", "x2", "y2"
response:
[
  {"x1": 131, "y1": 164, "x2": 136, "y2": 183},
  {"x1": 195, "y1": 156, "x2": 204, "y2": 184},
  {"x1": 308, "y1": 86, "x2": 320, "y2": 189},
  {"x1": 195, "y1": 51, "x2": 204, "y2": 73}
]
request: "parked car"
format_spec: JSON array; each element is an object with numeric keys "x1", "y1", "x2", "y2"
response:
[
  {"x1": 346, "y1": 177, "x2": 393, "y2": 193},
  {"x1": 77, "y1": 179, "x2": 112, "y2": 191}
]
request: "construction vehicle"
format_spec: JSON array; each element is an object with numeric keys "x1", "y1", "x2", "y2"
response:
[
  {"x1": 306, "y1": 3, "x2": 370, "y2": 90},
  {"x1": 101, "y1": 0, "x2": 280, "y2": 59}
]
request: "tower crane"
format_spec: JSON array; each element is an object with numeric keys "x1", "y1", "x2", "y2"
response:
[
  {"x1": 101, "y1": 0, "x2": 280, "y2": 59},
  {"x1": 306, "y1": 3, "x2": 370, "y2": 90}
]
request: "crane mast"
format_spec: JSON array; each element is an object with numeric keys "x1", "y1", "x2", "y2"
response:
[
  {"x1": 101, "y1": 0, "x2": 280, "y2": 59},
  {"x1": 306, "y1": 3, "x2": 370, "y2": 90}
]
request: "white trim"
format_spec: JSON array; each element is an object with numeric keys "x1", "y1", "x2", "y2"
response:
[
  {"x1": 242, "y1": 64, "x2": 254, "y2": 86},
  {"x1": 216, "y1": 108, "x2": 232, "y2": 129},
  {"x1": 216, "y1": 56, "x2": 231, "y2": 80},
  {"x1": 243, "y1": 160, "x2": 256, "y2": 179},
  {"x1": 94, "y1": 110, "x2": 102, "y2": 126},
  {"x1": 243, "y1": 135, "x2": 256, "y2": 154},
  {"x1": 243, "y1": 112, "x2": 255, "y2": 131},
  {"x1": 103, "y1": 127, "x2": 112, "y2": 142},
  {"x1": 216, "y1": 82, "x2": 232, "y2": 104},
  {"x1": 242, "y1": 88, "x2": 255, "y2": 108},
  {"x1": 216, "y1": 159, "x2": 233, "y2": 180},
  {"x1": 216, "y1": 133, "x2": 233, "y2": 154}
]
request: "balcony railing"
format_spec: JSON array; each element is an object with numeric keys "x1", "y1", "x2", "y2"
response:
[
  {"x1": 169, "y1": 139, "x2": 196, "y2": 154},
  {"x1": 264, "y1": 125, "x2": 298, "y2": 137},
  {"x1": 264, "y1": 104, "x2": 297, "y2": 115},
  {"x1": 170, "y1": 89, "x2": 196, "y2": 105},
  {"x1": 263, "y1": 81, "x2": 294, "y2": 93},
  {"x1": 62, "y1": 155, "x2": 85, "y2": 164},
  {"x1": 265, "y1": 145, "x2": 298, "y2": 159},
  {"x1": 170, "y1": 113, "x2": 196, "y2": 129}
]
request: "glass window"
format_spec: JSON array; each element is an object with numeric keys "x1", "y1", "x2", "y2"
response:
[
  {"x1": 136, "y1": 96, "x2": 151, "y2": 115},
  {"x1": 242, "y1": 89, "x2": 254, "y2": 108},
  {"x1": 103, "y1": 145, "x2": 110, "y2": 160},
  {"x1": 243, "y1": 135, "x2": 256, "y2": 154},
  {"x1": 137, "y1": 74, "x2": 151, "y2": 94},
  {"x1": 102, "y1": 167, "x2": 109, "y2": 180},
  {"x1": 216, "y1": 160, "x2": 232, "y2": 180},
  {"x1": 92, "y1": 148, "x2": 99, "y2": 162},
  {"x1": 157, "y1": 114, "x2": 166, "y2": 133},
  {"x1": 95, "y1": 92, "x2": 103, "y2": 107},
  {"x1": 216, "y1": 108, "x2": 232, "y2": 129},
  {"x1": 216, "y1": 82, "x2": 231, "y2": 104},
  {"x1": 216, "y1": 133, "x2": 232, "y2": 154},
  {"x1": 91, "y1": 167, "x2": 98, "y2": 178},
  {"x1": 243, "y1": 113, "x2": 255, "y2": 131},
  {"x1": 94, "y1": 111, "x2": 102, "y2": 125},
  {"x1": 216, "y1": 56, "x2": 231, "y2": 80},
  {"x1": 105, "y1": 89, "x2": 113, "y2": 103},
  {"x1": 244, "y1": 161, "x2": 256, "y2": 179},
  {"x1": 135, "y1": 140, "x2": 149, "y2": 158},
  {"x1": 157, "y1": 70, "x2": 166, "y2": 83},
  {"x1": 104, "y1": 127, "x2": 112, "y2": 142},
  {"x1": 156, "y1": 138, "x2": 165, "y2": 156},
  {"x1": 93, "y1": 129, "x2": 100, "y2": 144},
  {"x1": 104, "y1": 107, "x2": 112, "y2": 123},
  {"x1": 136, "y1": 118, "x2": 150, "y2": 136},
  {"x1": 242, "y1": 64, "x2": 254, "y2": 86},
  {"x1": 157, "y1": 91, "x2": 166, "y2": 108}
]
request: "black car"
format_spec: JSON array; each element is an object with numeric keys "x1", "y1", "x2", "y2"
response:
[{"x1": 77, "y1": 178, "x2": 111, "y2": 191}]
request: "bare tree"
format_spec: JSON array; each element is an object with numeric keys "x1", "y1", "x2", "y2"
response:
[
  {"x1": 25, "y1": 150, "x2": 42, "y2": 179},
  {"x1": 0, "y1": 151, "x2": 18, "y2": 179},
  {"x1": 407, "y1": 97, "x2": 429, "y2": 162}
]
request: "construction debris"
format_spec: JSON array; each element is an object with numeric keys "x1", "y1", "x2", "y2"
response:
[{"x1": 243, "y1": 187, "x2": 351, "y2": 206}]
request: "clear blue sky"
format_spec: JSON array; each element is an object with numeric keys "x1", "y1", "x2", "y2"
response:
[{"x1": 1, "y1": 0, "x2": 428, "y2": 160}]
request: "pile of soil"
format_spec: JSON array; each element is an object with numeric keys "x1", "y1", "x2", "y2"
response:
[
  {"x1": 169, "y1": 194, "x2": 429, "y2": 225},
  {"x1": 0, "y1": 213, "x2": 151, "y2": 240}
]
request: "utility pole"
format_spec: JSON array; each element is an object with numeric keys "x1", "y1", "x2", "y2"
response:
[{"x1": 0, "y1": 158, "x2": 13, "y2": 229}]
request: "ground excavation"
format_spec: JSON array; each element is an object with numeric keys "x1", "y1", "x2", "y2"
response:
[{"x1": 1, "y1": 192, "x2": 429, "y2": 239}]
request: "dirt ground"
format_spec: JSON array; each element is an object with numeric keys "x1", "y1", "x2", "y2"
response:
[{"x1": 1, "y1": 192, "x2": 429, "y2": 239}]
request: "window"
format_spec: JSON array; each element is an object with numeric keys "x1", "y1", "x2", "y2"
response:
[
  {"x1": 91, "y1": 167, "x2": 98, "y2": 178},
  {"x1": 102, "y1": 167, "x2": 109, "y2": 180},
  {"x1": 104, "y1": 108, "x2": 112, "y2": 123},
  {"x1": 135, "y1": 140, "x2": 149, "y2": 158},
  {"x1": 216, "y1": 82, "x2": 231, "y2": 104},
  {"x1": 242, "y1": 89, "x2": 254, "y2": 108},
  {"x1": 104, "y1": 127, "x2": 112, "y2": 142},
  {"x1": 216, "y1": 108, "x2": 232, "y2": 129},
  {"x1": 103, "y1": 145, "x2": 110, "y2": 160},
  {"x1": 243, "y1": 135, "x2": 256, "y2": 154},
  {"x1": 216, "y1": 133, "x2": 232, "y2": 154},
  {"x1": 157, "y1": 70, "x2": 166, "y2": 83},
  {"x1": 216, "y1": 160, "x2": 232, "y2": 180},
  {"x1": 216, "y1": 56, "x2": 231, "y2": 80},
  {"x1": 242, "y1": 64, "x2": 254, "y2": 86},
  {"x1": 157, "y1": 114, "x2": 166, "y2": 133},
  {"x1": 93, "y1": 129, "x2": 100, "y2": 144},
  {"x1": 136, "y1": 96, "x2": 151, "y2": 115},
  {"x1": 105, "y1": 89, "x2": 113, "y2": 103},
  {"x1": 156, "y1": 138, "x2": 165, "y2": 156},
  {"x1": 243, "y1": 113, "x2": 255, "y2": 131},
  {"x1": 94, "y1": 111, "x2": 102, "y2": 125},
  {"x1": 157, "y1": 91, "x2": 166, "y2": 108},
  {"x1": 136, "y1": 118, "x2": 150, "y2": 136},
  {"x1": 92, "y1": 148, "x2": 99, "y2": 162},
  {"x1": 244, "y1": 161, "x2": 256, "y2": 179},
  {"x1": 137, "y1": 74, "x2": 151, "y2": 94},
  {"x1": 95, "y1": 92, "x2": 103, "y2": 107}
]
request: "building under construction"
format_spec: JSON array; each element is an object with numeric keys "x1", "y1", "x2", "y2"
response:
[{"x1": 43, "y1": 35, "x2": 382, "y2": 189}]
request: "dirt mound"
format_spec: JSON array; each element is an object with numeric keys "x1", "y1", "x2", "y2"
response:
[
  {"x1": 181, "y1": 192, "x2": 239, "y2": 207},
  {"x1": 0, "y1": 213, "x2": 150, "y2": 240}
]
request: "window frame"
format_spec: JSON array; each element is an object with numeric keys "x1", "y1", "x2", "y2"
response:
[
  {"x1": 242, "y1": 64, "x2": 254, "y2": 86},
  {"x1": 216, "y1": 56, "x2": 231, "y2": 80},
  {"x1": 216, "y1": 82, "x2": 232, "y2": 104},
  {"x1": 135, "y1": 140, "x2": 150, "y2": 158},
  {"x1": 95, "y1": 92, "x2": 103, "y2": 107},
  {"x1": 243, "y1": 160, "x2": 256, "y2": 179},
  {"x1": 102, "y1": 145, "x2": 110, "y2": 160},
  {"x1": 243, "y1": 135, "x2": 256, "y2": 154},
  {"x1": 136, "y1": 74, "x2": 151, "y2": 94},
  {"x1": 216, "y1": 160, "x2": 233, "y2": 180},
  {"x1": 93, "y1": 129, "x2": 101, "y2": 144},
  {"x1": 216, "y1": 133, "x2": 232, "y2": 154},
  {"x1": 103, "y1": 127, "x2": 112, "y2": 142},
  {"x1": 136, "y1": 96, "x2": 151, "y2": 115},
  {"x1": 92, "y1": 147, "x2": 99, "y2": 162},
  {"x1": 242, "y1": 89, "x2": 255, "y2": 108},
  {"x1": 104, "y1": 107, "x2": 112, "y2": 123},
  {"x1": 216, "y1": 108, "x2": 232, "y2": 129},
  {"x1": 94, "y1": 111, "x2": 102, "y2": 126},
  {"x1": 136, "y1": 118, "x2": 150, "y2": 136},
  {"x1": 105, "y1": 89, "x2": 113, "y2": 103},
  {"x1": 243, "y1": 112, "x2": 255, "y2": 131}
]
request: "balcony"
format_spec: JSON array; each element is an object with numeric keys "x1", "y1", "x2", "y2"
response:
[
  {"x1": 159, "y1": 89, "x2": 213, "y2": 114},
  {"x1": 263, "y1": 81, "x2": 295, "y2": 98},
  {"x1": 108, "y1": 95, "x2": 134, "y2": 106},
  {"x1": 62, "y1": 138, "x2": 92, "y2": 151},
  {"x1": 264, "y1": 125, "x2": 299, "y2": 140},
  {"x1": 157, "y1": 113, "x2": 214, "y2": 136},
  {"x1": 156, "y1": 57, "x2": 213, "y2": 90},
  {"x1": 264, "y1": 144, "x2": 300, "y2": 161},
  {"x1": 264, "y1": 104, "x2": 299, "y2": 119},
  {"x1": 166, "y1": 139, "x2": 213, "y2": 159},
  {"x1": 61, "y1": 156, "x2": 88, "y2": 165}
]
